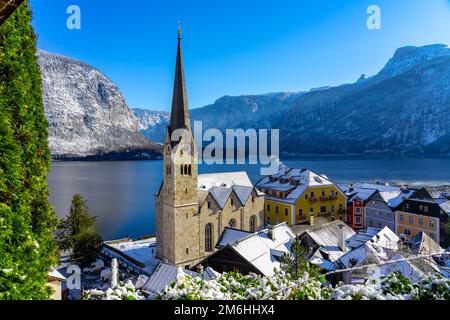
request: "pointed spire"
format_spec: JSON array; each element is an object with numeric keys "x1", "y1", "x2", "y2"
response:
[{"x1": 169, "y1": 21, "x2": 191, "y2": 136}]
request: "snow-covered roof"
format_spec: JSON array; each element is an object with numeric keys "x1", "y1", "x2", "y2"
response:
[
  {"x1": 102, "y1": 238, "x2": 161, "y2": 275},
  {"x1": 346, "y1": 227, "x2": 400, "y2": 250},
  {"x1": 142, "y1": 263, "x2": 197, "y2": 296},
  {"x1": 198, "y1": 172, "x2": 260, "y2": 209},
  {"x1": 350, "y1": 182, "x2": 400, "y2": 192},
  {"x1": 142, "y1": 263, "x2": 220, "y2": 297},
  {"x1": 376, "y1": 189, "x2": 415, "y2": 209},
  {"x1": 301, "y1": 221, "x2": 356, "y2": 263},
  {"x1": 408, "y1": 232, "x2": 444, "y2": 256},
  {"x1": 346, "y1": 188, "x2": 377, "y2": 203},
  {"x1": 198, "y1": 171, "x2": 252, "y2": 190},
  {"x1": 223, "y1": 223, "x2": 296, "y2": 277},
  {"x1": 256, "y1": 167, "x2": 341, "y2": 205},
  {"x1": 216, "y1": 227, "x2": 253, "y2": 249},
  {"x1": 48, "y1": 268, "x2": 66, "y2": 281}
]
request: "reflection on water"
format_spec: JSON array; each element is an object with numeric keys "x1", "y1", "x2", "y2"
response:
[{"x1": 47, "y1": 157, "x2": 450, "y2": 240}]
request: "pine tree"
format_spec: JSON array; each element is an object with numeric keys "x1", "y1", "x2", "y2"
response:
[
  {"x1": 56, "y1": 194, "x2": 103, "y2": 266},
  {"x1": 280, "y1": 239, "x2": 321, "y2": 280},
  {"x1": 0, "y1": 2, "x2": 57, "y2": 299}
]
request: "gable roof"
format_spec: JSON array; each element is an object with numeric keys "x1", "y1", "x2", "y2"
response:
[
  {"x1": 197, "y1": 172, "x2": 260, "y2": 209},
  {"x1": 216, "y1": 227, "x2": 253, "y2": 249},
  {"x1": 256, "y1": 166, "x2": 342, "y2": 205},
  {"x1": 213, "y1": 223, "x2": 296, "y2": 277}
]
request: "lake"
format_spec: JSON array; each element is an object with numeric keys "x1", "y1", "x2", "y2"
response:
[{"x1": 47, "y1": 157, "x2": 450, "y2": 240}]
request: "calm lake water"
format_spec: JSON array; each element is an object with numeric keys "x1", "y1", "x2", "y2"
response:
[{"x1": 47, "y1": 157, "x2": 450, "y2": 240}]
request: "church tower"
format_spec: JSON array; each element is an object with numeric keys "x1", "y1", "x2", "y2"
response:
[{"x1": 156, "y1": 23, "x2": 200, "y2": 268}]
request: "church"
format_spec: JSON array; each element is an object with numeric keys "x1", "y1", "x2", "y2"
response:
[{"x1": 155, "y1": 25, "x2": 265, "y2": 268}]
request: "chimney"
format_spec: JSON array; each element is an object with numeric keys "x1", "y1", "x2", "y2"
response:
[
  {"x1": 338, "y1": 225, "x2": 346, "y2": 252},
  {"x1": 309, "y1": 215, "x2": 314, "y2": 226},
  {"x1": 196, "y1": 264, "x2": 204, "y2": 274}
]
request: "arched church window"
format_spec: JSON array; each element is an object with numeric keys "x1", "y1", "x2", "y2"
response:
[
  {"x1": 249, "y1": 215, "x2": 257, "y2": 233},
  {"x1": 184, "y1": 164, "x2": 188, "y2": 176},
  {"x1": 188, "y1": 165, "x2": 192, "y2": 175},
  {"x1": 205, "y1": 223, "x2": 213, "y2": 252},
  {"x1": 228, "y1": 219, "x2": 237, "y2": 228}
]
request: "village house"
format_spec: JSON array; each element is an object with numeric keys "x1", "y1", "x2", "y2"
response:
[
  {"x1": 256, "y1": 165, "x2": 347, "y2": 227},
  {"x1": 364, "y1": 188, "x2": 415, "y2": 232},
  {"x1": 335, "y1": 227, "x2": 448, "y2": 284},
  {"x1": 196, "y1": 223, "x2": 295, "y2": 277},
  {"x1": 396, "y1": 186, "x2": 450, "y2": 244},
  {"x1": 296, "y1": 220, "x2": 356, "y2": 274},
  {"x1": 339, "y1": 185, "x2": 377, "y2": 231}
]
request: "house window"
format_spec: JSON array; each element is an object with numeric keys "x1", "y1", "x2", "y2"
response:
[
  {"x1": 305, "y1": 194, "x2": 308, "y2": 200},
  {"x1": 331, "y1": 216, "x2": 335, "y2": 221},
  {"x1": 430, "y1": 220, "x2": 434, "y2": 228},
  {"x1": 405, "y1": 203, "x2": 409, "y2": 210},
  {"x1": 275, "y1": 206, "x2": 279, "y2": 214},
  {"x1": 267, "y1": 204, "x2": 270, "y2": 211},
  {"x1": 400, "y1": 214, "x2": 404, "y2": 222},
  {"x1": 320, "y1": 206, "x2": 327, "y2": 213},
  {"x1": 331, "y1": 205, "x2": 335, "y2": 212},
  {"x1": 249, "y1": 216, "x2": 257, "y2": 233},
  {"x1": 310, "y1": 207, "x2": 314, "y2": 213},
  {"x1": 355, "y1": 207, "x2": 361, "y2": 214},
  {"x1": 205, "y1": 223, "x2": 213, "y2": 252},
  {"x1": 419, "y1": 205, "x2": 423, "y2": 211},
  {"x1": 310, "y1": 191, "x2": 315, "y2": 198},
  {"x1": 408, "y1": 216, "x2": 413, "y2": 224},
  {"x1": 231, "y1": 198, "x2": 234, "y2": 206},
  {"x1": 322, "y1": 190, "x2": 326, "y2": 197},
  {"x1": 339, "y1": 204, "x2": 343, "y2": 210},
  {"x1": 228, "y1": 219, "x2": 237, "y2": 228},
  {"x1": 266, "y1": 217, "x2": 271, "y2": 224},
  {"x1": 284, "y1": 208, "x2": 288, "y2": 216},
  {"x1": 355, "y1": 217, "x2": 361, "y2": 223},
  {"x1": 419, "y1": 218, "x2": 423, "y2": 226},
  {"x1": 207, "y1": 201, "x2": 211, "y2": 209},
  {"x1": 424, "y1": 206, "x2": 428, "y2": 213}
]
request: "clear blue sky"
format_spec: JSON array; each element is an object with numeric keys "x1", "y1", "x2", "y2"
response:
[{"x1": 30, "y1": 0, "x2": 450, "y2": 111}]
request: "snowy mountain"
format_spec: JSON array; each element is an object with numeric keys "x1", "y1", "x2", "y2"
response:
[
  {"x1": 38, "y1": 50, "x2": 161, "y2": 159},
  {"x1": 135, "y1": 44, "x2": 450, "y2": 156},
  {"x1": 132, "y1": 108, "x2": 170, "y2": 144},
  {"x1": 133, "y1": 92, "x2": 304, "y2": 143},
  {"x1": 279, "y1": 44, "x2": 450, "y2": 156}
]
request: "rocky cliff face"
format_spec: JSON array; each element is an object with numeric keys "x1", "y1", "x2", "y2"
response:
[
  {"x1": 279, "y1": 44, "x2": 450, "y2": 156},
  {"x1": 38, "y1": 50, "x2": 161, "y2": 159}
]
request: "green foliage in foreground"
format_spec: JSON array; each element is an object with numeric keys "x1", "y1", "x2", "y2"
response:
[
  {"x1": 158, "y1": 271, "x2": 450, "y2": 300},
  {"x1": 56, "y1": 194, "x2": 103, "y2": 266},
  {"x1": 0, "y1": 2, "x2": 57, "y2": 299}
]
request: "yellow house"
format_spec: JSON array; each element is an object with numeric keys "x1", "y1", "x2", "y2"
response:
[
  {"x1": 395, "y1": 211, "x2": 440, "y2": 242},
  {"x1": 256, "y1": 166, "x2": 347, "y2": 226}
]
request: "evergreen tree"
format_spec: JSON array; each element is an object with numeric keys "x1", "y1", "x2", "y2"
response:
[
  {"x1": 280, "y1": 239, "x2": 321, "y2": 280},
  {"x1": 56, "y1": 194, "x2": 103, "y2": 266},
  {"x1": 0, "y1": 2, "x2": 57, "y2": 299}
]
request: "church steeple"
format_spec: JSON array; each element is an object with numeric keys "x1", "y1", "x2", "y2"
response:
[{"x1": 169, "y1": 21, "x2": 191, "y2": 136}]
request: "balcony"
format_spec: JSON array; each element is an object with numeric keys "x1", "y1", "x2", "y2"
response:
[
  {"x1": 309, "y1": 197, "x2": 318, "y2": 202},
  {"x1": 319, "y1": 196, "x2": 330, "y2": 201}
]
